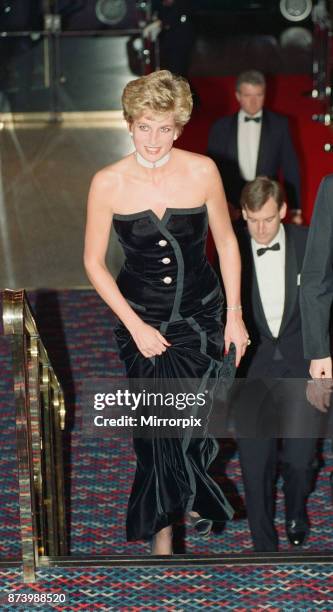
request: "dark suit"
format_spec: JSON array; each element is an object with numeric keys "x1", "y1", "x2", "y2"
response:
[
  {"x1": 235, "y1": 224, "x2": 318, "y2": 551},
  {"x1": 301, "y1": 174, "x2": 333, "y2": 359},
  {"x1": 207, "y1": 109, "x2": 301, "y2": 212}
]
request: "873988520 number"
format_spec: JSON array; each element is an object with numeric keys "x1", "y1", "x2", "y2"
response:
[{"x1": 6, "y1": 592, "x2": 66, "y2": 604}]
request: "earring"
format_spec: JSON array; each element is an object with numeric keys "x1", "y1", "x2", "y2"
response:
[{"x1": 129, "y1": 132, "x2": 133, "y2": 136}]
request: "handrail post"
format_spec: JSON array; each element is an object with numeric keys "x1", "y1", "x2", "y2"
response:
[{"x1": 2, "y1": 289, "x2": 67, "y2": 582}]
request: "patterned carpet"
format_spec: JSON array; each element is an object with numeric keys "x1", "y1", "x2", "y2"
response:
[
  {"x1": 0, "y1": 565, "x2": 333, "y2": 610},
  {"x1": 1, "y1": 289, "x2": 333, "y2": 609}
]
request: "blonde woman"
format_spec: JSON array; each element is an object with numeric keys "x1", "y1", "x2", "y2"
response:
[{"x1": 84, "y1": 70, "x2": 248, "y2": 554}]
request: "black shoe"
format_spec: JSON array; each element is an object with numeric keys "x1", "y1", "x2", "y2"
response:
[
  {"x1": 188, "y1": 514, "x2": 213, "y2": 538},
  {"x1": 286, "y1": 519, "x2": 308, "y2": 546}
]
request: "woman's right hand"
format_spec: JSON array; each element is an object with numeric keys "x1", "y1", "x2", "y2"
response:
[{"x1": 129, "y1": 320, "x2": 171, "y2": 358}]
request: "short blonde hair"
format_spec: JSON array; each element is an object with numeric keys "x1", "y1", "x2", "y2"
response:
[{"x1": 122, "y1": 70, "x2": 193, "y2": 128}]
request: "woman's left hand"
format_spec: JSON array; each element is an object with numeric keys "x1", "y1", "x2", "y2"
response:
[{"x1": 224, "y1": 312, "x2": 249, "y2": 367}]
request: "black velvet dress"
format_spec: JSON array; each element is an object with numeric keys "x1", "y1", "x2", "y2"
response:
[{"x1": 113, "y1": 204, "x2": 234, "y2": 541}]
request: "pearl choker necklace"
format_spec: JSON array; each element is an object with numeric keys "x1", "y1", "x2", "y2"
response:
[{"x1": 135, "y1": 150, "x2": 170, "y2": 169}]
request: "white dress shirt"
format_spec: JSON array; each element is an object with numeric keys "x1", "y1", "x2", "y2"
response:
[
  {"x1": 251, "y1": 224, "x2": 285, "y2": 338},
  {"x1": 238, "y1": 109, "x2": 262, "y2": 181}
]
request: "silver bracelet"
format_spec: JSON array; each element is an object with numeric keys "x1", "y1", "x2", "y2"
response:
[{"x1": 226, "y1": 305, "x2": 242, "y2": 311}]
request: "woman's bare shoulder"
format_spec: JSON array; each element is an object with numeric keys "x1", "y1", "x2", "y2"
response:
[
  {"x1": 90, "y1": 156, "x2": 132, "y2": 194},
  {"x1": 174, "y1": 148, "x2": 217, "y2": 174}
]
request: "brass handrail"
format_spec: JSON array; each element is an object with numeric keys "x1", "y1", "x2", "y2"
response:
[{"x1": 2, "y1": 289, "x2": 67, "y2": 583}]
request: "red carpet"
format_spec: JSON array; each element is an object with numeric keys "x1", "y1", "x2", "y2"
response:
[{"x1": 178, "y1": 74, "x2": 333, "y2": 225}]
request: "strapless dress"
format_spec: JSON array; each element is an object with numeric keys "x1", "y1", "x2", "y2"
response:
[{"x1": 113, "y1": 205, "x2": 234, "y2": 541}]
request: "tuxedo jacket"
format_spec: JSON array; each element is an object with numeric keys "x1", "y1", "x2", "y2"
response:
[
  {"x1": 301, "y1": 174, "x2": 333, "y2": 359},
  {"x1": 207, "y1": 109, "x2": 301, "y2": 211},
  {"x1": 236, "y1": 224, "x2": 309, "y2": 378}
]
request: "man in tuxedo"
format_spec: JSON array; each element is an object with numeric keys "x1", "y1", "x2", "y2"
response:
[
  {"x1": 234, "y1": 176, "x2": 318, "y2": 552},
  {"x1": 301, "y1": 175, "x2": 333, "y2": 379},
  {"x1": 207, "y1": 70, "x2": 302, "y2": 223}
]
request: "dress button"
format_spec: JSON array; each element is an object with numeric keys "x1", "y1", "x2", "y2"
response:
[
  {"x1": 161, "y1": 257, "x2": 171, "y2": 264},
  {"x1": 163, "y1": 276, "x2": 172, "y2": 284},
  {"x1": 158, "y1": 239, "x2": 168, "y2": 247}
]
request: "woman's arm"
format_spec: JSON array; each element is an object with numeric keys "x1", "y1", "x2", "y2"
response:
[
  {"x1": 204, "y1": 158, "x2": 248, "y2": 367},
  {"x1": 84, "y1": 170, "x2": 170, "y2": 358}
]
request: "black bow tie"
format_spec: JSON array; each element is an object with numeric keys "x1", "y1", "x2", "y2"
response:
[
  {"x1": 257, "y1": 242, "x2": 280, "y2": 257},
  {"x1": 245, "y1": 116, "x2": 261, "y2": 123}
]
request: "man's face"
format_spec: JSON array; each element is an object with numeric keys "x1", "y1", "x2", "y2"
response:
[
  {"x1": 242, "y1": 196, "x2": 287, "y2": 245},
  {"x1": 236, "y1": 82, "x2": 265, "y2": 116}
]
